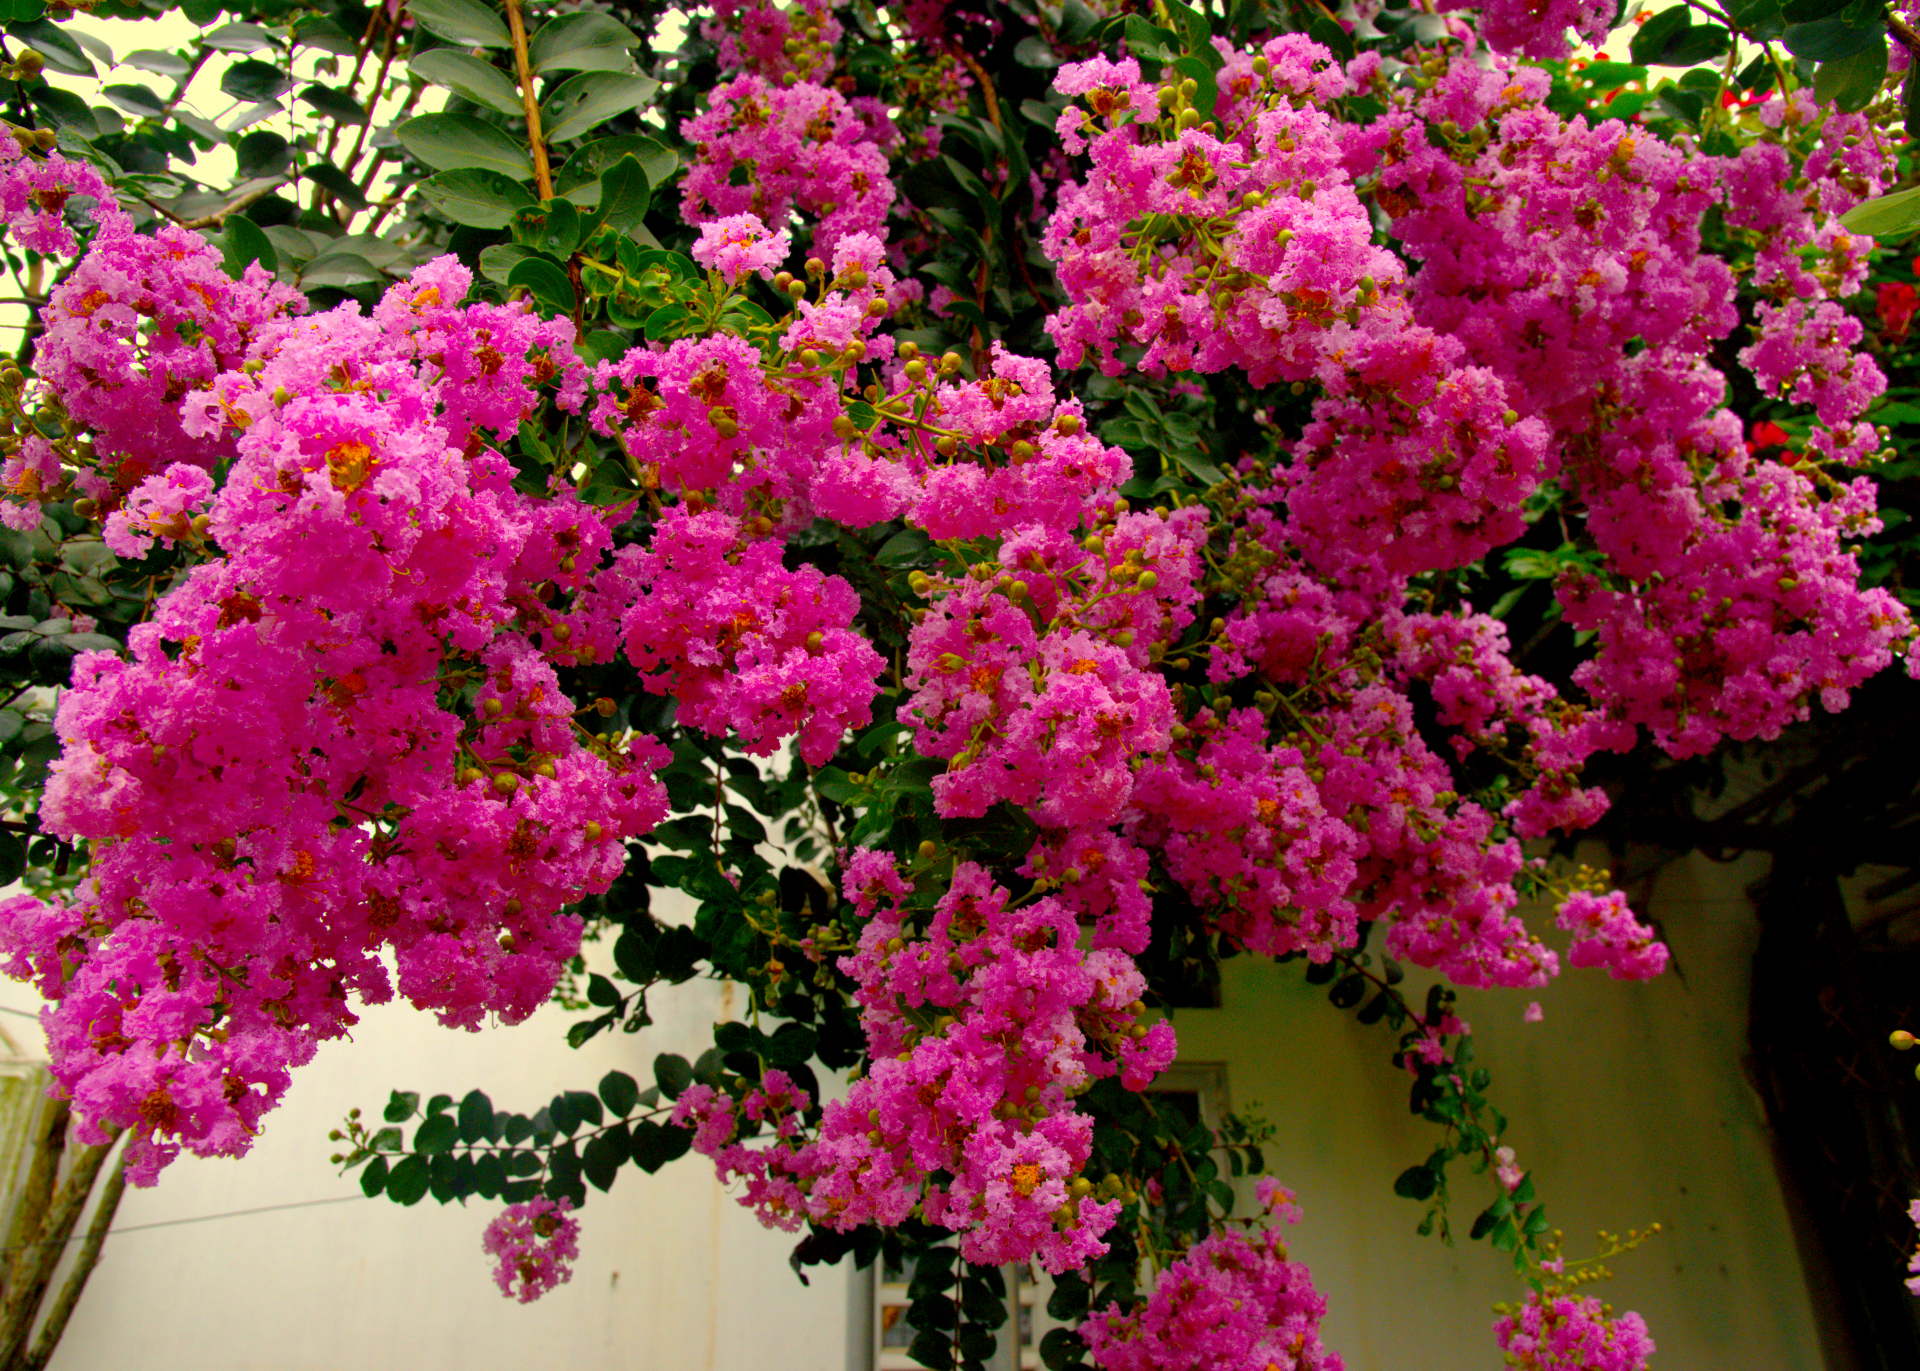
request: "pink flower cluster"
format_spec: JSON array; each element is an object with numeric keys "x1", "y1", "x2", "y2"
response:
[
  {"x1": 0, "y1": 258, "x2": 677, "y2": 1183},
  {"x1": 1079, "y1": 1179, "x2": 1343, "y2": 1371},
  {"x1": 681, "y1": 74, "x2": 894, "y2": 256},
  {"x1": 1361, "y1": 50, "x2": 1916, "y2": 754},
  {"x1": 1493, "y1": 1286, "x2": 1655, "y2": 1371},
  {"x1": 615, "y1": 506, "x2": 883, "y2": 765},
  {"x1": 679, "y1": 854, "x2": 1173, "y2": 1272},
  {"x1": 672, "y1": 1069, "x2": 814, "y2": 1231},
  {"x1": 482, "y1": 1197, "x2": 580, "y2": 1303},
  {"x1": 1552, "y1": 890, "x2": 1668, "y2": 982}
]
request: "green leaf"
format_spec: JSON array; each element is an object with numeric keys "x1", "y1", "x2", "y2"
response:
[
  {"x1": 1580, "y1": 61, "x2": 1647, "y2": 90},
  {"x1": 629, "y1": 1118, "x2": 692, "y2": 1173},
  {"x1": 204, "y1": 21, "x2": 274, "y2": 53},
  {"x1": 385, "y1": 1154, "x2": 430, "y2": 1205},
  {"x1": 479, "y1": 242, "x2": 536, "y2": 286},
  {"x1": 653, "y1": 1052, "x2": 693, "y2": 1099},
  {"x1": 414, "y1": 1114, "x2": 459, "y2": 1154},
  {"x1": 1814, "y1": 39, "x2": 1887, "y2": 111},
  {"x1": 591, "y1": 154, "x2": 650, "y2": 232},
  {"x1": 1839, "y1": 184, "x2": 1920, "y2": 237},
  {"x1": 6, "y1": 18, "x2": 93, "y2": 76},
  {"x1": 221, "y1": 215, "x2": 277, "y2": 279},
  {"x1": 26, "y1": 85, "x2": 97, "y2": 139},
  {"x1": 0, "y1": 1, "x2": 44, "y2": 19},
  {"x1": 410, "y1": 48, "x2": 522, "y2": 116},
  {"x1": 565, "y1": 1090, "x2": 604, "y2": 1129},
  {"x1": 299, "y1": 83, "x2": 367, "y2": 125},
  {"x1": 221, "y1": 60, "x2": 293, "y2": 103},
  {"x1": 300, "y1": 252, "x2": 381, "y2": 289},
  {"x1": 530, "y1": 11, "x2": 640, "y2": 74},
  {"x1": 419, "y1": 167, "x2": 535, "y2": 229},
  {"x1": 291, "y1": 15, "x2": 359, "y2": 55},
  {"x1": 123, "y1": 48, "x2": 190, "y2": 77},
  {"x1": 1658, "y1": 23, "x2": 1733, "y2": 65},
  {"x1": 540, "y1": 71, "x2": 658, "y2": 144},
  {"x1": 598, "y1": 1069, "x2": 640, "y2": 1117},
  {"x1": 1629, "y1": 7, "x2": 1691, "y2": 63},
  {"x1": 512, "y1": 197, "x2": 581, "y2": 256},
  {"x1": 396, "y1": 112, "x2": 534, "y2": 179},
  {"x1": 384, "y1": 1090, "x2": 419, "y2": 1123},
  {"x1": 507, "y1": 255, "x2": 576, "y2": 316},
  {"x1": 359, "y1": 1154, "x2": 389, "y2": 1197},
  {"x1": 559, "y1": 134, "x2": 677, "y2": 196},
  {"x1": 101, "y1": 83, "x2": 166, "y2": 119},
  {"x1": 582, "y1": 1125, "x2": 629, "y2": 1190},
  {"x1": 457, "y1": 1089, "x2": 495, "y2": 1144},
  {"x1": 301, "y1": 163, "x2": 368, "y2": 211},
  {"x1": 407, "y1": 0, "x2": 511, "y2": 49},
  {"x1": 233, "y1": 130, "x2": 289, "y2": 179},
  {"x1": 1393, "y1": 1164, "x2": 1438, "y2": 1200},
  {"x1": 1783, "y1": 15, "x2": 1883, "y2": 61}
]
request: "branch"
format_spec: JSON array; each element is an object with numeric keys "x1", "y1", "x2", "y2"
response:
[
  {"x1": 504, "y1": 0, "x2": 554, "y2": 201},
  {"x1": 1892, "y1": 12, "x2": 1920, "y2": 56},
  {"x1": 0, "y1": 1126, "x2": 123, "y2": 1370},
  {"x1": 18, "y1": 1141, "x2": 126, "y2": 1371},
  {"x1": 180, "y1": 180, "x2": 284, "y2": 231}
]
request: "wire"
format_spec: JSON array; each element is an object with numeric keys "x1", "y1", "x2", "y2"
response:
[{"x1": 14, "y1": 1194, "x2": 368, "y2": 1254}]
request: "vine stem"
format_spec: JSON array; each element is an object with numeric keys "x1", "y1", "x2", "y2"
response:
[{"x1": 504, "y1": 0, "x2": 554, "y2": 201}]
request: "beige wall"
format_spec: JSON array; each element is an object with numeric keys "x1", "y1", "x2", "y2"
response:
[{"x1": 1169, "y1": 847, "x2": 1826, "y2": 1369}]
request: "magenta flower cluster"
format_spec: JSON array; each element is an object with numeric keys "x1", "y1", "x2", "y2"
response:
[{"x1": 482, "y1": 1196, "x2": 581, "y2": 1303}]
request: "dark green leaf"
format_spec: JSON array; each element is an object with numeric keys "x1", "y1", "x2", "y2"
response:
[
  {"x1": 301, "y1": 163, "x2": 368, "y2": 211},
  {"x1": 220, "y1": 215, "x2": 277, "y2": 280},
  {"x1": 26, "y1": 86, "x2": 97, "y2": 139},
  {"x1": 6, "y1": 18, "x2": 92, "y2": 76},
  {"x1": 205, "y1": 21, "x2": 274, "y2": 52},
  {"x1": 291, "y1": 15, "x2": 359, "y2": 55},
  {"x1": 360, "y1": 1154, "x2": 389, "y2": 1197},
  {"x1": 599, "y1": 1070, "x2": 640, "y2": 1117},
  {"x1": 1813, "y1": 38, "x2": 1886, "y2": 111},
  {"x1": 507, "y1": 255, "x2": 576, "y2": 316},
  {"x1": 233, "y1": 130, "x2": 289, "y2": 179},
  {"x1": 100, "y1": 83, "x2": 165, "y2": 119},
  {"x1": 541, "y1": 71, "x2": 658, "y2": 144},
  {"x1": 221, "y1": 60, "x2": 293, "y2": 103},
  {"x1": 629, "y1": 1118, "x2": 693, "y2": 1172},
  {"x1": 653, "y1": 1052, "x2": 693, "y2": 1099},
  {"x1": 299, "y1": 83, "x2": 367, "y2": 125},
  {"x1": 384, "y1": 1090, "x2": 419, "y2": 1123},
  {"x1": 592, "y1": 154, "x2": 650, "y2": 232},
  {"x1": 1629, "y1": 7, "x2": 1691, "y2": 63},
  {"x1": 582, "y1": 1124, "x2": 629, "y2": 1190},
  {"x1": 385, "y1": 1154, "x2": 430, "y2": 1205},
  {"x1": 407, "y1": 0, "x2": 511, "y2": 48},
  {"x1": 458, "y1": 1090, "x2": 495, "y2": 1144},
  {"x1": 1393, "y1": 1164, "x2": 1438, "y2": 1201},
  {"x1": 1783, "y1": 14, "x2": 1883, "y2": 60},
  {"x1": 414, "y1": 1113, "x2": 459, "y2": 1155}
]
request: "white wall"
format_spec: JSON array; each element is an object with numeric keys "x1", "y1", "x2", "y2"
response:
[{"x1": 2, "y1": 927, "x2": 852, "y2": 1371}]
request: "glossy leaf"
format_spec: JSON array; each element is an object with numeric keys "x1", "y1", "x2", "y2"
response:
[
  {"x1": 530, "y1": 11, "x2": 640, "y2": 74},
  {"x1": 410, "y1": 48, "x2": 523, "y2": 116},
  {"x1": 396, "y1": 113, "x2": 535, "y2": 179},
  {"x1": 220, "y1": 215, "x2": 277, "y2": 279},
  {"x1": 407, "y1": 0, "x2": 511, "y2": 49},
  {"x1": 419, "y1": 167, "x2": 536, "y2": 229},
  {"x1": 540, "y1": 71, "x2": 659, "y2": 144}
]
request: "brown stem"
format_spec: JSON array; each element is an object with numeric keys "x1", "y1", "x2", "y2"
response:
[
  {"x1": 181, "y1": 181, "x2": 285, "y2": 231},
  {"x1": 18, "y1": 1142, "x2": 126, "y2": 1371},
  {"x1": 1891, "y1": 13, "x2": 1920, "y2": 56},
  {"x1": 336, "y1": 17, "x2": 405, "y2": 210},
  {"x1": 504, "y1": 0, "x2": 554, "y2": 201}
]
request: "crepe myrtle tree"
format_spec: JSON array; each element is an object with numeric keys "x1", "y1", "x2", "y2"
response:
[{"x1": 0, "y1": 0, "x2": 1918, "y2": 1365}]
